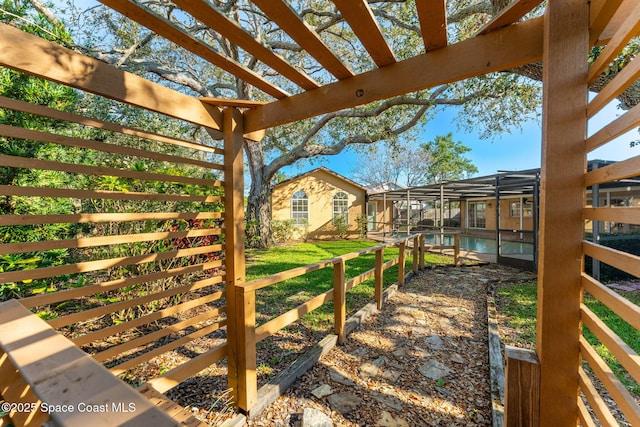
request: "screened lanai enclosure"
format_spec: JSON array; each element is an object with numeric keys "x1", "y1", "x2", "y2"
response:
[{"x1": 1, "y1": 0, "x2": 640, "y2": 425}]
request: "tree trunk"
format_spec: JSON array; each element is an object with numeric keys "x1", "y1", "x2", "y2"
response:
[{"x1": 245, "y1": 139, "x2": 273, "y2": 247}]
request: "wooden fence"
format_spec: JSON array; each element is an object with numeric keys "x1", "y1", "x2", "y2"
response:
[
  {"x1": 229, "y1": 232, "x2": 460, "y2": 413},
  {"x1": 0, "y1": 33, "x2": 233, "y2": 420}
]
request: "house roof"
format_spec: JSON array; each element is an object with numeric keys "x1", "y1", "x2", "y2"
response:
[
  {"x1": 368, "y1": 160, "x2": 640, "y2": 202},
  {"x1": 272, "y1": 167, "x2": 369, "y2": 192}
]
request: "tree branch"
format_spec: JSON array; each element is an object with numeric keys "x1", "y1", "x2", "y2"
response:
[{"x1": 448, "y1": 2, "x2": 493, "y2": 24}]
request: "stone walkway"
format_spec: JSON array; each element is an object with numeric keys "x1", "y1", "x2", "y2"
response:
[{"x1": 247, "y1": 264, "x2": 536, "y2": 427}]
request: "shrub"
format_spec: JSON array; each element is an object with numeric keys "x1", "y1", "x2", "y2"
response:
[
  {"x1": 333, "y1": 216, "x2": 349, "y2": 239},
  {"x1": 272, "y1": 219, "x2": 296, "y2": 242},
  {"x1": 584, "y1": 232, "x2": 640, "y2": 282}
]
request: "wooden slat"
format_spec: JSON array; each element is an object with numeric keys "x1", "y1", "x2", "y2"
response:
[
  {"x1": 588, "y1": 2, "x2": 640, "y2": 85},
  {"x1": 255, "y1": 289, "x2": 333, "y2": 343},
  {"x1": 581, "y1": 304, "x2": 640, "y2": 385},
  {"x1": 345, "y1": 268, "x2": 375, "y2": 291},
  {"x1": 0, "y1": 95, "x2": 222, "y2": 155},
  {"x1": 585, "y1": 155, "x2": 640, "y2": 186},
  {"x1": 0, "y1": 154, "x2": 220, "y2": 191},
  {"x1": 0, "y1": 185, "x2": 221, "y2": 204},
  {"x1": 200, "y1": 98, "x2": 268, "y2": 108},
  {"x1": 475, "y1": 0, "x2": 543, "y2": 36},
  {"x1": 246, "y1": 0, "x2": 354, "y2": 80},
  {"x1": 580, "y1": 336, "x2": 640, "y2": 424},
  {"x1": 97, "y1": 0, "x2": 289, "y2": 100},
  {"x1": 242, "y1": 259, "x2": 334, "y2": 293},
  {"x1": 335, "y1": 244, "x2": 386, "y2": 262},
  {"x1": 0, "y1": 300, "x2": 180, "y2": 427},
  {"x1": 172, "y1": 0, "x2": 319, "y2": 91},
  {"x1": 0, "y1": 227, "x2": 222, "y2": 255},
  {"x1": 375, "y1": 248, "x2": 384, "y2": 310},
  {"x1": 382, "y1": 257, "x2": 399, "y2": 270},
  {"x1": 0, "y1": 211, "x2": 221, "y2": 227},
  {"x1": 331, "y1": 0, "x2": 396, "y2": 67},
  {"x1": 590, "y1": 0, "x2": 626, "y2": 46},
  {"x1": 537, "y1": 1, "x2": 588, "y2": 423},
  {"x1": 587, "y1": 99, "x2": 640, "y2": 152},
  {"x1": 72, "y1": 292, "x2": 225, "y2": 347},
  {"x1": 244, "y1": 16, "x2": 543, "y2": 132},
  {"x1": 582, "y1": 273, "x2": 640, "y2": 332},
  {"x1": 578, "y1": 366, "x2": 616, "y2": 427},
  {"x1": 588, "y1": 50, "x2": 640, "y2": 117},
  {"x1": 584, "y1": 207, "x2": 640, "y2": 225},
  {"x1": 595, "y1": 0, "x2": 640, "y2": 45},
  {"x1": 21, "y1": 259, "x2": 221, "y2": 308},
  {"x1": 0, "y1": 22, "x2": 221, "y2": 131},
  {"x1": 146, "y1": 342, "x2": 227, "y2": 394},
  {"x1": 96, "y1": 309, "x2": 225, "y2": 362},
  {"x1": 0, "y1": 243, "x2": 222, "y2": 284},
  {"x1": 109, "y1": 319, "x2": 226, "y2": 375},
  {"x1": 415, "y1": 0, "x2": 447, "y2": 51},
  {"x1": 504, "y1": 346, "x2": 540, "y2": 426},
  {"x1": 589, "y1": 0, "x2": 624, "y2": 46},
  {"x1": 333, "y1": 258, "x2": 346, "y2": 344},
  {"x1": 0, "y1": 123, "x2": 222, "y2": 170},
  {"x1": 584, "y1": 240, "x2": 640, "y2": 278},
  {"x1": 48, "y1": 275, "x2": 223, "y2": 329}
]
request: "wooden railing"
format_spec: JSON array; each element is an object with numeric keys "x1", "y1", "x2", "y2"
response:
[{"x1": 229, "y1": 232, "x2": 460, "y2": 413}]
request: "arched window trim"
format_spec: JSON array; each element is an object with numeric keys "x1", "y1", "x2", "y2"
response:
[
  {"x1": 291, "y1": 190, "x2": 309, "y2": 225},
  {"x1": 332, "y1": 191, "x2": 349, "y2": 225}
]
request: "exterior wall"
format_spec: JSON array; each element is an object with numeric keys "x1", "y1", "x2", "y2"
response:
[
  {"x1": 460, "y1": 197, "x2": 534, "y2": 234},
  {"x1": 367, "y1": 200, "x2": 394, "y2": 232},
  {"x1": 271, "y1": 169, "x2": 366, "y2": 239}
]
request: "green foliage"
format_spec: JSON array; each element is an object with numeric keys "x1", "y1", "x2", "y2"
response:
[
  {"x1": 271, "y1": 219, "x2": 296, "y2": 243},
  {"x1": 333, "y1": 215, "x2": 349, "y2": 239},
  {"x1": 422, "y1": 133, "x2": 478, "y2": 183},
  {"x1": 584, "y1": 233, "x2": 640, "y2": 282},
  {"x1": 496, "y1": 282, "x2": 538, "y2": 347},
  {"x1": 245, "y1": 219, "x2": 264, "y2": 249},
  {"x1": 355, "y1": 214, "x2": 368, "y2": 239}
]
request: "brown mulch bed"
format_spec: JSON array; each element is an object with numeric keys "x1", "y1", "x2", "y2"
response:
[{"x1": 237, "y1": 264, "x2": 535, "y2": 427}]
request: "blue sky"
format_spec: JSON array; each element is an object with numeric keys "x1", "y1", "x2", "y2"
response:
[{"x1": 281, "y1": 98, "x2": 638, "y2": 181}]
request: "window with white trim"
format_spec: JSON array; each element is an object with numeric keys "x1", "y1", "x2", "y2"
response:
[
  {"x1": 291, "y1": 191, "x2": 308, "y2": 225},
  {"x1": 332, "y1": 192, "x2": 349, "y2": 224}
]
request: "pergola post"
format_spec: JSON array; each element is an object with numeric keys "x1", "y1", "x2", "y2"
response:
[
  {"x1": 535, "y1": 1, "x2": 589, "y2": 424},
  {"x1": 223, "y1": 108, "x2": 255, "y2": 412}
]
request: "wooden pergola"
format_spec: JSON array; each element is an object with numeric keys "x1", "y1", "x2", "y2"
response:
[{"x1": 1, "y1": 0, "x2": 639, "y2": 425}]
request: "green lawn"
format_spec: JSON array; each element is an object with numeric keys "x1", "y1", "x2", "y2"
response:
[
  {"x1": 496, "y1": 281, "x2": 640, "y2": 396},
  {"x1": 246, "y1": 239, "x2": 453, "y2": 331}
]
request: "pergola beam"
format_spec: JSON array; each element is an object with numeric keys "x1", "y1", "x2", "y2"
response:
[
  {"x1": 332, "y1": 0, "x2": 396, "y2": 67},
  {"x1": 244, "y1": 16, "x2": 544, "y2": 132},
  {"x1": 0, "y1": 23, "x2": 223, "y2": 131},
  {"x1": 172, "y1": 0, "x2": 320, "y2": 91},
  {"x1": 589, "y1": 0, "x2": 626, "y2": 46},
  {"x1": 475, "y1": 0, "x2": 544, "y2": 36},
  {"x1": 249, "y1": 0, "x2": 354, "y2": 81},
  {"x1": 416, "y1": 0, "x2": 448, "y2": 52},
  {"x1": 98, "y1": 0, "x2": 290, "y2": 100}
]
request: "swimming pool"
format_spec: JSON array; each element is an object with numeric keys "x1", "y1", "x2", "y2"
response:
[{"x1": 423, "y1": 234, "x2": 534, "y2": 255}]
